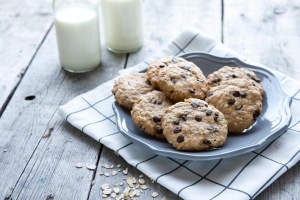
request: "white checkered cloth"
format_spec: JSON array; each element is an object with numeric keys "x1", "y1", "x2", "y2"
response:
[{"x1": 58, "y1": 28, "x2": 300, "y2": 200}]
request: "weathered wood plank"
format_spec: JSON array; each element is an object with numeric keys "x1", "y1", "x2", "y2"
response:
[
  {"x1": 0, "y1": 26, "x2": 126, "y2": 199},
  {"x1": 223, "y1": 0, "x2": 300, "y2": 80},
  {"x1": 0, "y1": 0, "x2": 54, "y2": 115},
  {"x1": 126, "y1": 0, "x2": 223, "y2": 67},
  {"x1": 224, "y1": 0, "x2": 300, "y2": 199}
]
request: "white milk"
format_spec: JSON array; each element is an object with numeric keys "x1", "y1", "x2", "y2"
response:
[
  {"x1": 101, "y1": 0, "x2": 144, "y2": 53},
  {"x1": 54, "y1": 5, "x2": 101, "y2": 72}
]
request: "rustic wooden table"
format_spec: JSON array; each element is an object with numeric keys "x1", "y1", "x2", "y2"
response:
[{"x1": 1, "y1": 0, "x2": 300, "y2": 199}]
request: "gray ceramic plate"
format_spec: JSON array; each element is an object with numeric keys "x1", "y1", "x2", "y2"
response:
[{"x1": 112, "y1": 52, "x2": 292, "y2": 160}]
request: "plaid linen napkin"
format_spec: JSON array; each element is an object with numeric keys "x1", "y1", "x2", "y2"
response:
[{"x1": 58, "y1": 28, "x2": 300, "y2": 200}]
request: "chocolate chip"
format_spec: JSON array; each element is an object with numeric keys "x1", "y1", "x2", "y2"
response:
[
  {"x1": 240, "y1": 92, "x2": 247, "y2": 98},
  {"x1": 145, "y1": 80, "x2": 151, "y2": 85},
  {"x1": 228, "y1": 99, "x2": 235, "y2": 105},
  {"x1": 180, "y1": 114, "x2": 187, "y2": 121},
  {"x1": 156, "y1": 127, "x2": 163, "y2": 134},
  {"x1": 173, "y1": 121, "x2": 180, "y2": 125},
  {"x1": 188, "y1": 89, "x2": 195, "y2": 93},
  {"x1": 152, "y1": 116, "x2": 161, "y2": 123},
  {"x1": 253, "y1": 109, "x2": 260, "y2": 118},
  {"x1": 181, "y1": 74, "x2": 186, "y2": 78},
  {"x1": 215, "y1": 113, "x2": 219, "y2": 116},
  {"x1": 203, "y1": 139, "x2": 211, "y2": 145},
  {"x1": 157, "y1": 100, "x2": 162, "y2": 105},
  {"x1": 173, "y1": 126, "x2": 182, "y2": 133},
  {"x1": 232, "y1": 91, "x2": 240, "y2": 97},
  {"x1": 171, "y1": 78, "x2": 178, "y2": 83},
  {"x1": 191, "y1": 101, "x2": 199, "y2": 108},
  {"x1": 236, "y1": 105, "x2": 243, "y2": 110},
  {"x1": 208, "y1": 91, "x2": 214, "y2": 96},
  {"x1": 205, "y1": 104, "x2": 208, "y2": 107},
  {"x1": 177, "y1": 135, "x2": 184, "y2": 143},
  {"x1": 195, "y1": 116, "x2": 202, "y2": 122},
  {"x1": 184, "y1": 66, "x2": 190, "y2": 71},
  {"x1": 206, "y1": 110, "x2": 212, "y2": 116},
  {"x1": 214, "y1": 116, "x2": 218, "y2": 122},
  {"x1": 172, "y1": 57, "x2": 178, "y2": 63},
  {"x1": 252, "y1": 77, "x2": 261, "y2": 83},
  {"x1": 214, "y1": 128, "x2": 220, "y2": 133},
  {"x1": 212, "y1": 77, "x2": 219, "y2": 83},
  {"x1": 153, "y1": 100, "x2": 157, "y2": 104},
  {"x1": 159, "y1": 64, "x2": 165, "y2": 68},
  {"x1": 232, "y1": 74, "x2": 237, "y2": 78},
  {"x1": 207, "y1": 125, "x2": 214, "y2": 130}
]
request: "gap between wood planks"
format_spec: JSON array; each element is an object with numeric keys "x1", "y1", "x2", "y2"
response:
[
  {"x1": 123, "y1": 53, "x2": 130, "y2": 69},
  {"x1": 86, "y1": 145, "x2": 103, "y2": 200},
  {"x1": 0, "y1": 23, "x2": 54, "y2": 119}
]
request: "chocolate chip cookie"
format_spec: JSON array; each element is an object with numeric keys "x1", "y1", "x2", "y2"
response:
[
  {"x1": 207, "y1": 66, "x2": 263, "y2": 94},
  {"x1": 206, "y1": 79, "x2": 263, "y2": 133},
  {"x1": 152, "y1": 60, "x2": 208, "y2": 102},
  {"x1": 112, "y1": 73, "x2": 153, "y2": 110},
  {"x1": 147, "y1": 56, "x2": 188, "y2": 89},
  {"x1": 162, "y1": 98, "x2": 228, "y2": 151},
  {"x1": 131, "y1": 90, "x2": 173, "y2": 139}
]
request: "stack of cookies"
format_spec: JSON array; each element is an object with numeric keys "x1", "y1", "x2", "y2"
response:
[{"x1": 112, "y1": 57, "x2": 264, "y2": 151}]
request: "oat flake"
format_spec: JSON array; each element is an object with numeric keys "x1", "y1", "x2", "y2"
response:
[
  {"x1": 152, "y1": 192, "x2": 158, "y2": 198},
  {"x1": 75, "y1": 163, "x2": 83, "y2": 168},
  {"x1": 112, "y1": 170, "x2": 118, "y2": 176},
  {"x1": 87, "y1": 164, "x2": 96, "y2": 170},
  {"x1": 123, "y1": 167, "x2": 128, "y2": 175},
  {"x1": 103, "y1": 189, "x2": 112, "y2": 195}
]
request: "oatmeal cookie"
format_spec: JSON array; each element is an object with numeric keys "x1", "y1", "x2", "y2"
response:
[
  {"x1": 162, "y1": 98, "x2": 228, "y2": 151},
  {"x1": 147, "y1": 56, "x2": 188, "y2": 89},
  {"x1": 206, "y1": 79, "x2": 263, "y2": 133},
  {"x1": 155, "y1": 61, "x2": 208, "y2": 102},
  {"x1": 207, "y1": 66, "x2": 263, "y2": 94},
  {"x1": 131, "y1": 90, "x2": 173, "y2": 139},
  {"x1": 112, "y1": 73, "x2": 153, "y2": 110}
]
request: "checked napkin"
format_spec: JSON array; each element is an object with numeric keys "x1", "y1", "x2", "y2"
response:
[{"x1": 58, "y1": 28, "x2": 300, "y2": 200}]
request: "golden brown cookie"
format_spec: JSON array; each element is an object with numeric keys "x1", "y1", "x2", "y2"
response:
[
  {"x1": 151, "y1": 60, "x2": 208, "y2": 102},
  {"x1": 162, "y1": 98, "x2": 228, "y2": 151},
  {"x1": 206, "y1": 79, "x2": 263, "y2": 133},
  {"x1": 131, "y1": 90, "x2": 173, "y2": 139},
  {"x1": 207, "y1": 66, "x2": 263, "y2": 95},
  {"x1": 112, "y1": 73, "x2": 153, "y2": 110},
  {"x1": 147, "y1": 56, "x2": 188, "y2": 89}
]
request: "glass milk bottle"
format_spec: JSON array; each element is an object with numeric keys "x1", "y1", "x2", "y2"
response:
[
  {"x1": 53, "y1": 0, "x2": 101, "y2": 73},
  {"x1": 101, "y1": 0, "x2": 144, "y2": 53}
]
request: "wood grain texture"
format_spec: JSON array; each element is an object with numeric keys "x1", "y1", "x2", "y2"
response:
[
  {"x1": 224, "y1": 0, "x2": 300, "y2": 199},
  {"x1": 0, "y1": 0, "x2": 53, "y2": 115},
  {"x1": 88, "y1": 147, "x2": 182, "y2": 200},
  {"x1": 223, "y1": 0, "x2": 300, "y2": 80},
  {"x1": 0, "y1": 27, "x2": 126, "y2": 199},
  {"x1": 126, "y1": 0, "x2": 222, "y2": 68}
]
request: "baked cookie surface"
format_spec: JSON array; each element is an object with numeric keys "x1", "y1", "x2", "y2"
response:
[
  {"x1": 207, "y1": 66, "x2": 263, "y2": 94},
  {"x1": 154, "y1": 60, "x2": 208, "y2": 102},
  {"x1": 147, "y1": 56, "x2": 188, "y2": 89},
  {"x1": 112, "y1": 73, "x2": 153, "y2": 110},
  {"x1": 131, "y1": 90, "x2": 173, "y2": 139},
  {"x1": 206, "y1": 79, "x2": 263, "y2": 133},
  {"x1": 162, "y1": 98, "x2": 228, "y2": 151}
]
